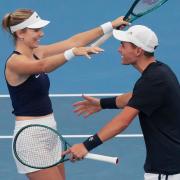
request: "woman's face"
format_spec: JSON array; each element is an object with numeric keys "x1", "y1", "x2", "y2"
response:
[{"x1": 18, "y1": 28, "x2": 44, "y2": 49}]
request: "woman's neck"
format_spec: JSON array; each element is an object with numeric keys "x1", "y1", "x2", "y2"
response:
[{"x1": 15, "y1": 41, "x2": 34, "y2": 59}]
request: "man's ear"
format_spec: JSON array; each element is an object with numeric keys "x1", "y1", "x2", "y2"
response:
[{"x1": 136, "y1": 47, "x2": 143, "y2": 56}]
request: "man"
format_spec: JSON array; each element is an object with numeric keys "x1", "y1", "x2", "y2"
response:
[{"x1": 63, "y1": 25, "x2": 180, "y2": 180}]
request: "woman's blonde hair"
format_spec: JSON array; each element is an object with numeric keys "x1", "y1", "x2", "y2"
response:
[{"x1": 2, "y1": 9, "x2": 33, "y2": 37}]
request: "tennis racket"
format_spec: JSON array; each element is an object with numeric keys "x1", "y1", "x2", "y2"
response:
[
  {"x1": 91, "y1": 0, "x2": 168, "y2": 47},
  {"x1": 13, "y1": 124, "x2": 118, "y2": 169}
]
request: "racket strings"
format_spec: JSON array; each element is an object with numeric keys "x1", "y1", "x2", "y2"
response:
[
  {"x1": 133, "y1": 0, "x2": 167, "y2": 15},
  {"x1": 15, "y1": 126, "x2": 64, "y2": 168}
]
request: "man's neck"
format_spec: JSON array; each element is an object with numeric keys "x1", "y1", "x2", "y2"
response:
[{"x1": 133, "y1": 56, "x2": 156, "y2": 73}]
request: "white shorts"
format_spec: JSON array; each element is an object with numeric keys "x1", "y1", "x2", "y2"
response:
[
  {"x1": 144, "y1": 173, "x2": 180, "y2": 180},
  {"x1": 12, "y1": 114, "x2": 58, "y2": 174}
]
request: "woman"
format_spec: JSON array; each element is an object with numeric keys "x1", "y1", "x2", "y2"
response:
[{"x1": 2, "y1": 9, "x2": 128, "y2": 180}]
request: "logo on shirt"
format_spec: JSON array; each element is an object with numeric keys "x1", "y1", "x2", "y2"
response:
[{"x1": 35, "y1": 74, "x2": 40, "y2": 78}]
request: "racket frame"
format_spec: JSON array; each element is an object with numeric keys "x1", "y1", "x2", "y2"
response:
[
  {"x1": 91, "y1": 0, "x2": 168, "y2": 47},
  {"x1": 13, "y1": 124, "x2": 69, "y2": 169},
  {"x1": 122, "y1": 0, "x2": 168, "y2": 24}
]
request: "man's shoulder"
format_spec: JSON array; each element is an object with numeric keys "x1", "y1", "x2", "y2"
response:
[{"x1": 143, "y1": 61, "x2": 171, "y2": 80}]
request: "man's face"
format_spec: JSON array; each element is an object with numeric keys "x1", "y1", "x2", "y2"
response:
[{"x1": 118, "y1": 42, "x2": 138, "y2": 65}]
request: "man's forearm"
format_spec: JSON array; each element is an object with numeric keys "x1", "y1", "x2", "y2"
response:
[
  {"x1": 116, "y1": 92, "x2": 132, "y2": 108},
  {"x1": 100, "y1": 92, "x2": 132, "y2": 109}
]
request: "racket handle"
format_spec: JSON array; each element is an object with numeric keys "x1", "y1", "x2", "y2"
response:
[
  {"x1": 85, "y1": 153, "x2": 119, "y2": 165},
  {"x1": 90, "y1": 31, "x2": 113, "y2": 47}
]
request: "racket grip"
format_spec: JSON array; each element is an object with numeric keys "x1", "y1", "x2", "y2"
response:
[
  {"x1": 90, "y1": 31, "x2": 113, "y2": 47},
  {"x1": 85, "y1": 153, "x2": 119, "y2": 165},
  {"x1": 116, "y1": 16, "x2": 130, "y2": 30}
]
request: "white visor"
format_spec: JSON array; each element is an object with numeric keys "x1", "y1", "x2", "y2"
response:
[{"x1": 10, "y1": 12, "x2": 50, "y2": 33}]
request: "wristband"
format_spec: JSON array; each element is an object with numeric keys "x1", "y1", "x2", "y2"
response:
[
  {"x1": 100, "y1": 97, "x2": 118, "y2": 109},
  {"x1": 64, "y1": 48, "x2": 75, "y2": 61},
  {"x1": 83, "y1": 134, "x2": 103, "y2": 151},
  {"x1": 100, "y1": 22, "x2": 113, "y2": 34}
]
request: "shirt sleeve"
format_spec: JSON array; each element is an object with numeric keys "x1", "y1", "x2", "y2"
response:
[{"x1": 127, "y1": 77, "x2": 166, "y2": 116}]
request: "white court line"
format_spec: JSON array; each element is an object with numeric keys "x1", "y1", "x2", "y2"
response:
[
  {"x1": 63, "y1": 134, "x2": 143, "y2": 138},
  {"x1": 1, "y1": 93, "x2": 141, "y2": 139},
  {"x1": 49, "y1": 93, "x2": 123, "y2": 97},
  {"x1": 0, "y1": 93, "x2": 122, "y2": 98},
  {"x1": 0, "y1": 134, "x2": 143, "y2": 139}
]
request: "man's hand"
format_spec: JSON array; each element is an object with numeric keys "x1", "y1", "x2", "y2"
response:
[{"x1": 73, "y1": 95, "x2": 102, "y2": 118}]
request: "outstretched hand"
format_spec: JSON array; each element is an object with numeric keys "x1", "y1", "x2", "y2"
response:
[
  {"x1": 73, "y1": 95, "x2": 102, "y2": 118},
  {"x1": 73, "y1": 46, "x2": 104, "y2": 59}
]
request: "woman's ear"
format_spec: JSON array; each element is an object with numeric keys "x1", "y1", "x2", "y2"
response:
[{"x1": 15, "y1": 30, "x2": 25, "y2": 40}]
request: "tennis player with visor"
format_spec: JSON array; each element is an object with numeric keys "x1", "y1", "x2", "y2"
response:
[
  {"x1": 2, "y1": 9, "x2": 129, "y2": 180},
  {"x1": 64, "y1": 25, "x2": 180, "y2": 180}
]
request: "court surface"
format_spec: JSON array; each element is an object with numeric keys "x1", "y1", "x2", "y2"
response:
[{"x1": 0, "y1": 0, "x2": 180, "y2": 179}]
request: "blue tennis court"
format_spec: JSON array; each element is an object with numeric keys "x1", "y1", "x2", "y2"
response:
[{"x1": 0, "y1": 0, "x2": 180, "y2": 179}]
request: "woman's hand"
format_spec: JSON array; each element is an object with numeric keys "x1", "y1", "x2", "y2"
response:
[
  {"x1": 73, "y1": 46, "x2": 104, "y2": 59},
  {"x1": 112, "y1": 16, "x2": 130, "y2": 29}
]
